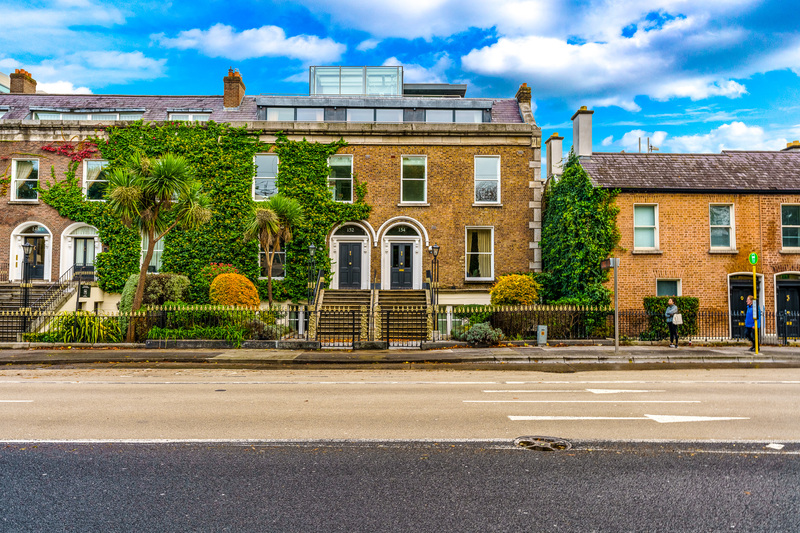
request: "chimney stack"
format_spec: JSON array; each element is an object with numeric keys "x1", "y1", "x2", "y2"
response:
[
  {"x1": 515, "y1": 83, "x2": 531, "y2": 105},
  {"x1": 10, "y1": 69, "x2": 37, "y2": 94},
  {"x1": 783, "y1": 140, "x2": 800, "y2": 152},
  {"x1": 223, "y1": 68, "x2": 245, "y2": 108},
  {"x1": 515, "y1": 82, "x2": 536, "y2": 124},
  {"x1": 545, "y1": 132, "x2": 564, "y2": 179},
  {"x1": 571, "y1": 106, "x2": 594, "y2": 157}
]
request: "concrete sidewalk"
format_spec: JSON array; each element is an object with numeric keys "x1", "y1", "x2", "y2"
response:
[{"x1": 0, "y1": 343, "x2": 797, "y2": 367}]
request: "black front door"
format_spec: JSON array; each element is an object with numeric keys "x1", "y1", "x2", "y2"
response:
[
  {"x1": 777, "y1": 283, "x2": 800, "y2": 338},
  {"x1": 23, "y1": 237, "x2": 45, "y2": 279},
  {"x1": 338, "y1": 243, "x2": 361, "y2": 289},
  {"x1": 390, "y1": 243, "x2": 413, "y2": 289},
  {"x1": 730, "y1": 280, "x2": 760, "y2": 339}
]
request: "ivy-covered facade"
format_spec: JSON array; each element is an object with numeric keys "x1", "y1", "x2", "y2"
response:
[{"x1": 0, "y1": 67, "x2": 543, "y2": 308}]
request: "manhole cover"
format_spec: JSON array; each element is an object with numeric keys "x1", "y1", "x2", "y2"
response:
[{"x1": 514, "y1": 436, "x2": 572, "y2": 451}]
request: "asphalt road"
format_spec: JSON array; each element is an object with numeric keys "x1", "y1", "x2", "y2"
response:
[
  {"x1": 1, "y1": 367, "x2": 800, "y2": 441},
  {"x1": 1, "y1": 441, "x2": 799, "y2": 532}
]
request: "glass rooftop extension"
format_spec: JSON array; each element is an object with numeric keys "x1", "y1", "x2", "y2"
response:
[{"x1": 310, "y1": 66, "x2": 403, "y2": 96}]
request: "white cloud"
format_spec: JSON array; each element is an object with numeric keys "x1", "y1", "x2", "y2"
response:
[
  {"x1": 37, "y1": 81, "x2": 93, "y2": 94},
  {"x1": 383, "y1": 54, "x2": 452, "y2": 83},
  {"x1": 651, "y1": 79, "x2": 747, "y2": 101},
  {"x1": 460, "y1": 13, "x2": 755, "y2": 110},
  {"x1": 601, "y1": 135, "x2": 614, "y2": 146},
  {"x1": 666, "y1": 122, "x2": 786, "y2": 152},
  {"x1": 153, "y1": 23, "x2": 345, "y2": 63},
  {"x1": 4, "y1": 51, "x2": 167, "y2": 89},
  {"x1": 356, "y1": 39, "x2": 380, "y2": 52}
]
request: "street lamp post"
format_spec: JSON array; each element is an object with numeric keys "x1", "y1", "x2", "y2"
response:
[
  {"x1": 307, "y1": 244, "x2": 317, "y2": 305},
  {"x1": 430, "y1": 244, "x2": 440, "y2": 308},
  {"x1": 20, "y1": 242, "x2": 34, "y2": 334}
]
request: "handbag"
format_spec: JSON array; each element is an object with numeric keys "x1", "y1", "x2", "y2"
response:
[{"x1": 672, "y1": 313, "x2": 683, "y2": 326}]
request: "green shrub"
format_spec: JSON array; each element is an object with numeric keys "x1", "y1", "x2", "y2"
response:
[
  {"x1": 209, "y1": 273, "x2": 260, "y2": 307},
  {"x1": 642, "y1": 296, "x2": 700, "y2": 340},
  {"x1": 147, "y1": 324, "x2": 247, "y2": 348},
  {"x1": 464, "y1": 322, "x2": 504, "y2": 346},
  {"x1": 490, "y1": 274, "x2": 540, "y2": 305},
  {"x1": 43, "y1": 312, "x2": 123, "y2": 344}
]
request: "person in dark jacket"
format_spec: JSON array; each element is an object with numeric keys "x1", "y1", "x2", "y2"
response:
[
  {"x1": 745, "y1": 295, "x2": 756, "y2": 351},
  {"x1": 665, "y1": 298, "x2": 679, "y2": 348}
]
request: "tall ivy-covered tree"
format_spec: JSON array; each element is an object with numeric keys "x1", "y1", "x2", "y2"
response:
[
  {"x1": 245, "y1": 195, "x2": 305, "y2": 305},
  {"x1": 540, "y1": 150, "x2": 620, "y2": 304},
  {"x1": 106, "y1": 153, "x2": 212, "y2": 339}
]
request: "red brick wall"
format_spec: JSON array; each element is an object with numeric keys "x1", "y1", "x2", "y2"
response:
[
  {"x1": 0, "y1": 142, "x2": 88, "y2": 280},
  {"x1": 610, "y1": 192, "x2": 800, "y2": 313}
]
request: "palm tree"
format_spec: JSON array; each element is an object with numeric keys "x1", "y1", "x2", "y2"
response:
[
  {"x1": 106, "y1": 153, "x2": 212, "y2": 341},
  {"x1": 245, "y1": 195, "x2": 305, "y2": 305}
]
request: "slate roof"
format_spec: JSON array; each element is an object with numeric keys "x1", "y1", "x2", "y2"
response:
[
  {"x1": 0, "y1": 94, "x2": 258, "y2": 122},
  {"x1": 491, "y1": 99, "x2": 523, "y2": 123},
  {"x1": 581, "y1": 151, "x2": 800, "y2": 192},
  {"x1": 0, "y1": 93, "x2": 523, "y2": 124}
]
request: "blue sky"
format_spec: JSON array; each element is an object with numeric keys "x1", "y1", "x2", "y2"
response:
[{"x1": 2, "y1": 0, "x2": 800, "y2": 156}]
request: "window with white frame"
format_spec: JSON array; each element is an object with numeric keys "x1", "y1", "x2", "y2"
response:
[
  {"x1": 401, "y1": 156, "x2": 426, "y2": 203},
  {"x1": 474, "y1": 156, "x2": 500, "y2": 203},
  {"x1": 656, "y1": 279, "x2": 681, "y2": 296},
  {"x1": 782, "y1": 205, "x2": 800, "y2": 248},
  {"x1": 465, "y1": 227, "x2": 494, "y2": 280},
  {"x1": 32, "y1": 111, "x2": 143, "y2": 121},
  {"x1": 254, "y1": 154, "x2": 278, "y2": 201},
  {"x1": 709, "y1": 204, "x2": 734, "y2": 249},
  {"x1": 633, "y1": 204, "x2": 658, "y2": 250},
  {"x1": 259, "y1": 240, "x2": 286, "y2": 279},
  {"x1": 141, "y1": 234, "x2": 164, "y2": 273},
  {"x1": 168, "y1": 112, "x2": 210, "y2": 122},
  {"x1": 84, "y1": 160, "x2": 109, "y2": 201},
  {"x1": 12, "y1": 159, "x2": 39, "y2": 201},
  {"x1": 328, "y1": 155, "x2": 353, "y2": 202}
]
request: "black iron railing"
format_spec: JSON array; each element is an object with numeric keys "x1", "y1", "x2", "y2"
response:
[{"x1": 3, "y1": 305, "x2": 797, "y2": 346}]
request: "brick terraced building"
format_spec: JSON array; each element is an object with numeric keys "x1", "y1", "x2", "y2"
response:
[
  {"x1": 0, "y1": 67, "x2": 542, "y2": 308},
  {"x1": 547, "y1": 107, "x2": 800, "y2": 336}
]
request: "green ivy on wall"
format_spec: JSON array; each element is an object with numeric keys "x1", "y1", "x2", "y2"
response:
[
  {"x1": 38, "y1": 143, "x2": 140, "y2": 293},
  {"x1": 38, "y1": 122, "x2": 371, "y2": 302},
  {"x1": 540, "y1": 150, "x2": 620, "y2": 305},
  {"x1": 271, "y1": 132, "x2": 371, "y2": 301}
]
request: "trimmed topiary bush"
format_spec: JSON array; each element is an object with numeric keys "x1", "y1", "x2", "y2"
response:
[
  {"x1": 191, "y1": 263, "x2": 241, "y2": 304},
  {"x1": 209, "y1": 273, "x2": 260, "y2": 308},
  {"x1": 490, "y1": 274, "x2": 541, "y2": 306}
]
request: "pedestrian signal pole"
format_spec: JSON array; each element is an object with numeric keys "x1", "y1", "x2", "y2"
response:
[
  {"x1": 602, "y1": 258, "x2": 620, "y2": 354},
  {"x1": 749, "y1": 252, "x2": 759, "y2": 354}
]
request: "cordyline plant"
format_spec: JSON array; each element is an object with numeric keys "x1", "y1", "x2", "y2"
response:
[
  {"x1": 245, "y1": 194, "x2": 305, "y2": 305},
  {"x1": 106, "y1": 152, "x2": 212, "y2": 341}
]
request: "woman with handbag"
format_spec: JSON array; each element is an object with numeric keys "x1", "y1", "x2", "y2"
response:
[{"x1": 665, "y1": 298, "x2": 680, "y2": 348}]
